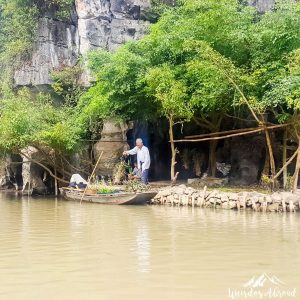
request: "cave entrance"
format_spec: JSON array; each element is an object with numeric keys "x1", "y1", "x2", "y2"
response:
[
  {"x1": 127, "y1": 120, "x2": 211, "y2": 182},
  {"x1": 9, "y1": 154, "x2": 23, "y2": 189},
  {"x1": 126, "y1": 119, "x2": 267, "y2": 185}
]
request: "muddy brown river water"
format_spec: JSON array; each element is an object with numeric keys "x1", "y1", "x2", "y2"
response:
[{"x1": 0, "y1": 193, "x2": 299, "y2": 300}]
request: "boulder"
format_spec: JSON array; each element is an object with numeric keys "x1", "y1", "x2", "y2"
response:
[
  {"x1": 76, "y1": 0, "x2": 151, "y2": 59},
  {"x1": 0, "y1": 158, "x2": 15, "y2": 190},
  {"x1": 20, "y1": 147, "x2": 49, "y2": 195},
  {"x1": 267, "y1": 203, "x2": 280, "y2": 212},
  {"x1": 279, "y1": 192, "x2": 300, "y2": 204},
  {"x1": 93, "y1": 119, "x2": 129, "y2": 176},
  {"x1": 247, "y1": 0, "x2": 274, "y2": 13},
  {"x1": 14, "y1": 0, "x2": 153, "y2": 86},
  {"x1": 229, "y1": 136, "x2": 265, "y2": 186},
  {"x1": 14, "y1": 17, "x2": 79, "y2": 86}
]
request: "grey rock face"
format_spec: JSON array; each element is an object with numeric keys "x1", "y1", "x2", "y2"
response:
[
  {"x1": 14, "y1": 18, "x2": 79, "y2": 86},
  {"x1": 247, "y1": 0, "x2": 274, "y2": 13},
  {"x1": 14, "y1": 0, "x2": 275, "y2": 86},
  {"x1": 21, "y1": 147, "x2": 48, "y2": 195},
  {"x1": 76, "y1": 0, "x2": 151, "y2": 54},
  {"x1": 93, "y1": 119, "x2": 129, "y2": 176},
  {"x1": 14, "y1": 0, "x2": 152, "y2": 86},
  {"x1": 229, "y1": 136, "x2": 265, "y2": 186}
]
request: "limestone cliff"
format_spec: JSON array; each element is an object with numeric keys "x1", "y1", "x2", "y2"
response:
[
  {"x1": 247, "y1": 0, "x2": 274, "y2": 13},
  {"x1": 8, "y1": 0, "x2": 277, "y2": 193},
  {"x1": 14, "y1": 0, "x2": 152, "y2": 86},
  {"x1": 14, "y1": 0, "x2": 275, "y2": 86}
]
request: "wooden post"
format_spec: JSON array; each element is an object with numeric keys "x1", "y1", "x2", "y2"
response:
[
  {"x1": 283, "y1": 128, "x2": 288, "y2": 189},
  {"x1": 54, "y1": 166, "x2": 58, "y2": 197},
  {"x1": 293, "y1": 142, "x2": 300, "y2": 192},
  {"x1": 169, "y1": 116, "x2": 176, "y2": 181},
  {"x1": 264, "y1": 127, "x2": 276, "y2": 189},
  {"x1": 28, "y1": 174, "x2": 31, "y2": 197},
  {"x1": 208, "y1": 139, "x2": 218, "y2": 177},
  {"x1": 54, "y1": 152, "x2": 58, "y2": 197}
]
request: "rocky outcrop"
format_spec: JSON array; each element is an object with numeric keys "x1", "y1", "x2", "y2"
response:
[
  {"x1": 0, "y1": 158, "x2": 14, "y2": 190},
  {"x1": 0, "y1": 155, "x2": 23, "y2": 190},
  {"x1": 76, "y1": 0, "x2": 151, "y2": 54},
  {"x1": 21, "y1": 147, "x2": 50, "y2": 195},
  {"x1": 14, "y1": 17, "x2": 79, "y2": 86},
  {"x1": 14, "y1": 0, "x2": 274, "y2": 86},
  {"x1": 93, "y1": 119, "x2": 129, "y2": 176},
  {"x1": 229, "y1": 136, "x2": 265, "y2": 186},
  {"x1": 248, "y1": 0, "x2": 274, "y2": 13},
  {"x1": 151, "y1": 185, "x2": 300, "y2": 212},
  {"x1": 11, "y1": 1, "x2": 278, "y2": 189},
  {"x1": 14, "y1": 0, "x2": 152, "y2": 86}
]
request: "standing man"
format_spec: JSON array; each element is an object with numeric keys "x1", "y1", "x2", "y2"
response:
[{"x1": 123, "y1": 138, "x2": 150, "y2": 184}]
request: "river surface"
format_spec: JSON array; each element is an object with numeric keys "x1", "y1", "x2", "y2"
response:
[{"x1": 0, "y1": 193, "x2": 299, "y2": 300}]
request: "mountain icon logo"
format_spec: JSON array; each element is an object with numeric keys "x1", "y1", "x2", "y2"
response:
[{"x1": 243, "y1": 273, "x2": 285, "y2": 288}]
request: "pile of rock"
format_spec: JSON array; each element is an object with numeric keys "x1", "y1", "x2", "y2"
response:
[{"x1": 150, "y1": 185, "x2": 300, "y2": 212}]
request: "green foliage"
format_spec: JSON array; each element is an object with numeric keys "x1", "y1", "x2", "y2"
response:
[
  {"x1": 97, "y1": 187, "x2": 118, "y2": 194},
  {"x1": 150, "y1": 0, "x2": 180, "y2": 15},
  {"x1": 142, "y1": 0, "x2": 255, "y2": 66},
  {"x1": 0, "y1": 0, "x2": 38, "y2": 70},
  {"x1": 82, "y1": 0, "x2": 254, "y2": 125},
  {"x1": 51, "y1": 65, "x2": 84, "y2": 107},
  {"x1": 36, "y1": 107, "x2": 84, "y2": 153},
  {"x1": 2, "y1": 0, "x2": 300, "y2": 165},
  {"x1": 82, "y1": 44, "x2": 156, "y2": 121},
  {"x1": 0, "y1": 0, "x2": 74, "y2": 86},
  {"x1": 0, "y1": 88, "x2": 47, "y2": 152},
  {"x1": 47, "y1": 0, "x2": 74, "y2": 19},
  {"x1": 144, "y1": 64, "x2": 193, "y2": 122},
  {"x1": 249, "y1": 0, "x2": 300, "y2": 68},
  {"x1": 0, "y1": 88, "x2": 84, "y2": 155}
]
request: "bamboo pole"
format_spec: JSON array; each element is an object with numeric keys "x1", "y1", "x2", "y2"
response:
[
  {"x1": 21, "y1": 153, "x2": 69, "y2": 184},
  {"x1": 174, "y1": 128, "x2": 262, "y2": 143},
  {"x1": 293, "y1": 142, "x2": 300, "y2": 192},
  {"x1": 54, "y1": 166, "x2": 58, "y2": 197},
  {"x1": 80, "y1": 151, "x2": 103, "y2": 204},
  {"x1": 54, "y1": 152, "x2": 58, "y2": 197},
  {"x1": 274, "y1": 149, "x2": 298, "y2": 180},
  {"x1": 264, "y1": 127, "x2": 276, "y2": 188},
  {"x1": 184, "y1": 126, "x2": 262, "y2": 139},
  {"x1": 283, "y1": 128, "x2": 288, "y2": 189},
  {"x1": 173, "y1": 124, "x2": 289, "y2": 143},
  {"x1": 169, "y1": 116, "x2": 176, "y2": 181}
]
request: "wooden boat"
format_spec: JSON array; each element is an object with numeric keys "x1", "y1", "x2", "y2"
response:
[{"x1": 60, "y1": 187, "x2": 157, "y2": 205}]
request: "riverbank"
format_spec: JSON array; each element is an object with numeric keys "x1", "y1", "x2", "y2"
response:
[{"x1": 150, "y1": 185, "x2": 300, "y2": 212}]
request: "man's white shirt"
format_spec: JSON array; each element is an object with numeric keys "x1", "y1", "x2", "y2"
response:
[{"x1": 127, "y1": 146, "x2": 150, "y2": 171}]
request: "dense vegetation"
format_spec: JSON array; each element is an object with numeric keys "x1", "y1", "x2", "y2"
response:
[
  {"x1": 0, "y1": 0, "x2": 73, "y2": 75},
  {"x1": 81, "y1": 0, "x2": 300, "y2": 189},
  {"x1": 1, "y1": 0, "x2": 300, "y2": 189}
]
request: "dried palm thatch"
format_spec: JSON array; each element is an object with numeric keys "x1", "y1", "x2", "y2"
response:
[{"x1": 113, "y1": 160, "x2": 127, "y2": 184}]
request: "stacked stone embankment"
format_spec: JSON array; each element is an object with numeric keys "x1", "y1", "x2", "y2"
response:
[{"x1": 151, "y1": 185, "x2": 300, "y2": 212}]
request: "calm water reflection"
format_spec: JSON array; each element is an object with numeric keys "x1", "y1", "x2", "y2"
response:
[{"x1": 0, "y1": 193, "x2": 299, "y2": 300}]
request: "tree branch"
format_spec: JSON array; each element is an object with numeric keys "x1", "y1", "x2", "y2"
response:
[
  {"x1": 173, "y1": 124, "x2": 289, "y2": 143},
  {"x1": 20, "y1": 153, "x2": 69, "y2": 184}
]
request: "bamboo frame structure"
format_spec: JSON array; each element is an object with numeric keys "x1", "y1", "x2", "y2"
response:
[{"x1": 172, "y1": 123, "x2": 290, "y2": 143}]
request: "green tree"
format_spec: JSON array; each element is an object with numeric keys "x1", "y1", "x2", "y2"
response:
[
  {"x1": 262, "y1": 49, "x2": 300, "y2": 190},
  {"x1": 82, "y1": 45, "x2": 154, "y2": 121},
  {"x1": 144, "y1": 64, "x2": 193, "y2": 180},
  {"x1": 0, "y1": 88, "x2": 84, "y2": 184},
  {"x1": 51, "y1": 65, "x2": 84, "y2": 107},
  {"x1": 137, "y1": 0, "x2": 255, "y2": 176}
]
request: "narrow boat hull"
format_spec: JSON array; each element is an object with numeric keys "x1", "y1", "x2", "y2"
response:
[{"x1": 60, "y1": 188, "x2": 156, "y2": 205}]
